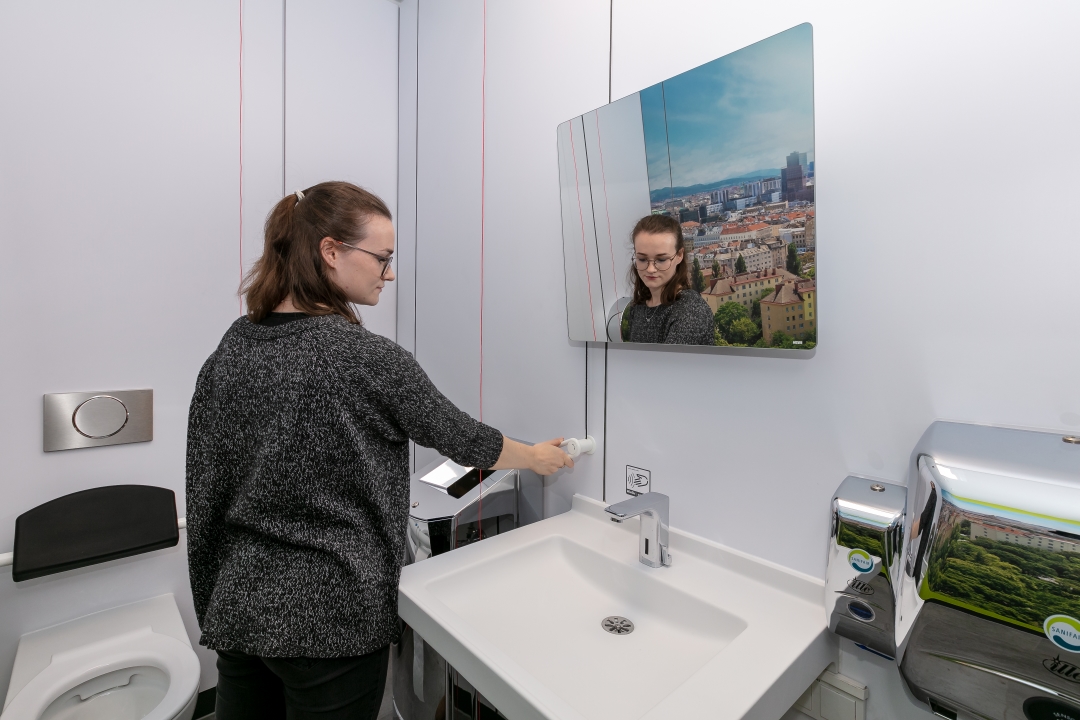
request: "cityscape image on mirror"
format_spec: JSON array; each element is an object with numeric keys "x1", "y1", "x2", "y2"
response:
[{"x1": 557, "y1": 23, "x2": 815, "y2": 349}]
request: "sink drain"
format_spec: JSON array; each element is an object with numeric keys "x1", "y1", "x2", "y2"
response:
[{"x1": 601, "y1": 616, "x2": 634, "y2": 635}]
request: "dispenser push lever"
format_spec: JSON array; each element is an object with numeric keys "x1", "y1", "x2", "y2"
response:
[{"x1": 560, "y1": 436, "x2": 596, "y2": 459}]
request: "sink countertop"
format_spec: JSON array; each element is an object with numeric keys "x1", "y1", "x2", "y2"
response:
[{"x1": 398, "y1": 494, "x2": 835, "y2": 720}]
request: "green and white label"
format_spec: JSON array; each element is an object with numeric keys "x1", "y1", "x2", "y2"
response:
[
  {"x1": 1045, "y1": 615, "x2": 1080, "y2": 654},
  {"x1": 848, "y1": 548, "x2": 874, "y2": 573}
]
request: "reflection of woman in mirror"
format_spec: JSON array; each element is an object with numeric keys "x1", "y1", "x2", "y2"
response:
[{"x1": 621, "y1": 214, "x2": 714, "y2": 345}]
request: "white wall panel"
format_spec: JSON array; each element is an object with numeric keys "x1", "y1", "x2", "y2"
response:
[
  {"x1": 397, "y1": 0, "x2": 420, "y2": 359},
  {"x1": 480, "y1": 0, "x2": 613, "y2": 513},
  {"x1": 241, "y1": 0, "x2": 286, "y2": 291},
  {"x1": 606, "y1": 0, "x2": 1080, "y2": 581},
  {"x1": 412, "y1": 0, "x2": 485, "y2": 472},
  {"x1": 409, "y1": 0, "x2": 610, "y2": 497},
  {"x1": 0, "y1": 0, "x2": 244, "y2": 694},
  {"x1": 285, "y1": 0, "x2": 399, "y2": 340}
]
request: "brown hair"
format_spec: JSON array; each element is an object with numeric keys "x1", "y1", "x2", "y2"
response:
[
  {"x1": 243, "y1": 181, "x2": 392, "y2": 324},
  {"x1": 628, "y1": 214, "x2": 690, "y2": 306}
]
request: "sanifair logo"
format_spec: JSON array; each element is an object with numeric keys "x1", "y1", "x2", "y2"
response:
[
  {"x1": 848, "y1": 549, "x2": 874, "y2": 573},
  {"x1": 1045, "y1": 615, "x2": 1080, "y2": 654}
]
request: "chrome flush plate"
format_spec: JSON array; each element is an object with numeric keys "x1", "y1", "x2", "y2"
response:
[{"x1": 43, "y1": 389, "x2": 153, "y2": 452}]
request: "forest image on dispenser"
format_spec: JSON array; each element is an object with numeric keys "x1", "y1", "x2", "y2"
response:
[{"x1": 637, "y1": 23, "x2": 816, "y2": 348}]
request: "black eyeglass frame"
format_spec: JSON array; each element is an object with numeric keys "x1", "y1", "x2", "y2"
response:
[
  {"x1": 633, "y1": 254, "x2": 680, "y2": 272},
  {"x1": 336, "y1": 240, "x2": 394, "y2": 279}
]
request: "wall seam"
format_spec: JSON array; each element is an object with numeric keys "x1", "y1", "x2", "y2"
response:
[
  {"x1": 602, "y1": 0, "x2": 614, "y2": 502},
  {"x1": 281, "y1": 0, "x2": 287, "y2": 196},
  {"x1": 413, "y1": 0, "x2": 420, "y2": 473},
  {"x1": 238, "y1": 0, "x2": 244, "y2": 316}
]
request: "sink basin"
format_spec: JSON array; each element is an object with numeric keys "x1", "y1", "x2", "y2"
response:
[
  {"x1": 430, "y1": 535, "x2": 746, "y2": 718},
  {"x1": 398, "y1": 495, "x2": 834, "y2": 720}
]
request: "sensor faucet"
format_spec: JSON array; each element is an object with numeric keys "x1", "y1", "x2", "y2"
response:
[{"x1": 604, "y1": 492, "x2": 671, "y2": 568}]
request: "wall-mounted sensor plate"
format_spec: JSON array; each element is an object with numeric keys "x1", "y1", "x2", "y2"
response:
[{"x1": 43, "y1": 389, "x2": 152, "y2": 452}]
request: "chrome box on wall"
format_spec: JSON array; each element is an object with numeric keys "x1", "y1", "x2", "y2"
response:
[
  {"x1": 828, "y1": 423, "x2": 1080, "y2": 720},
  {"x1": 826, "y1": 476, "x2": 906, "y2": 660},
  {"x1": 556, "y1": 24, "x2": 817, "y2": 351}
]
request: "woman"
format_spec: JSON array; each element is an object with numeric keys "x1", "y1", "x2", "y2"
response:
[
  {"x1": 621, "y1": 214, "x2": 715, "y2": 345},
  {"x1": 186, "y1": 181, "x2": 572, "y2": 720}
]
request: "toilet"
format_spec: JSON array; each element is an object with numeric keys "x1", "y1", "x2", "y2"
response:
[{"x1": 1, "y1": 594, "x2": 201, "y2": 720}]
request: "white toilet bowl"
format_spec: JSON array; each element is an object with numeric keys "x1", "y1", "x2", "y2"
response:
[{"x1": 1, "y1": 595, "x2": 201, "y2": 720}]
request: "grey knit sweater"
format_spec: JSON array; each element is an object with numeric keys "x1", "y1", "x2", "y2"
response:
[
  {"x1": 185, "y1": 315, "x2": 503, "y2": 657},
  {"x1": 623, "y1": 290, "x2": 715, "y2": 345}
]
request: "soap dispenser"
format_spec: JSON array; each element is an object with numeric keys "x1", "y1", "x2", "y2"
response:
[{"x1": 825, "y1": 475, "x2": 907, "y2": 659}]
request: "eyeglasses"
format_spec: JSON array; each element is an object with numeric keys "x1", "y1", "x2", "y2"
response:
[
  {"x1": 634, "y1": 255, "x2": 678, "y2": 271},
  {"x1": 336, "y1": 240, "x2": 394, "y2": 279}
]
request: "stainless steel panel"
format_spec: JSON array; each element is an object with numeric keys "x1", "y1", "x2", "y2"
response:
[
  {"x1": 43, "y1": 389, "x2": 152, "y2": 452},
  {"x1": 896, "y1": 435, "x2": 1080, "y2": 719},
  {"x1": 826, "y1": 476, "x2": 906, "y2": 659},
  {"x1": 901, "y1": 602, "x2": 1080, "y2": 719}
]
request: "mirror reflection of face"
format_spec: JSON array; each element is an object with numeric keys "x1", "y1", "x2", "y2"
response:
[{"x1": 634, "y1": 231, "x2": 682, "y2": 298}]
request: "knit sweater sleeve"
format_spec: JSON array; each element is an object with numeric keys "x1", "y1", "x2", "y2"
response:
[
  {"x1": 184, "y1": 350, "x2": 222, "y2": 624},
  {"x1": 356, "y1": 334, "x2": 504, "y2": 470}
]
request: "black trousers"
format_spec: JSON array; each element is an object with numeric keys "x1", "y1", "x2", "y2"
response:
[{"x1": 214, "y1": 645, "x2": 389, "y2": 720}]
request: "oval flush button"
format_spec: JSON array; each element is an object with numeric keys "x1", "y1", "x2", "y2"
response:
[{"x1": 72, "y1": 396, "x2": 129, "y2": 438}]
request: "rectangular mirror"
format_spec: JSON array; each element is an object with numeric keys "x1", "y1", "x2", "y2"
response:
[{"x1": 558, "y1": 24, "x2": 816, "y2": 349}]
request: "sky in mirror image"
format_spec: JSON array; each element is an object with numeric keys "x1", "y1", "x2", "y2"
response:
[{"x1": 641, "y1": 23, "x2": 815, "y2": 197}]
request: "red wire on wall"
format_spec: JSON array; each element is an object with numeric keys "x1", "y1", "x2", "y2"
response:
[
  {"x1": 568, "y1": 118, "x2": 598, "y2": 341},
  {"x1": 480, "y1": 0, "x2": 486, "y2": 424},
  {"x1": 594, "y1": 112, "x2": 618, "y2": 299}
]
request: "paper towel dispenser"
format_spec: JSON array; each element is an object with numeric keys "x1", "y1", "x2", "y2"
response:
[{"x1": 896, "y1": 450, "x2": 1080, "y2": 720}]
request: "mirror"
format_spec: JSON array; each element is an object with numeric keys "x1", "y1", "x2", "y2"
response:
[{"x1": 558, "y1": 24, "x2": 816, "y2": 349}]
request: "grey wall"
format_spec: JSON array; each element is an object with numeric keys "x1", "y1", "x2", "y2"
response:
[
  {"x1": 401, "y1": 1, "x2": 1080, "y2": 719},
  {"x1": 0, "y1": 0, "x2": 399, "y2": 697}
]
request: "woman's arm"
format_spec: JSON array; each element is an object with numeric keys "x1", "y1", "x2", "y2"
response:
[
  {"x1": 352, "y1": 336, "x2": 573, "y2": 474},
  {"x1": 490, "y1": 436, "x2": 573, "y2": 475}
]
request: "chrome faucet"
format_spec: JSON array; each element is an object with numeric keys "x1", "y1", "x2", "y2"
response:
[{"x1": 604, "y1": 492, "x2": 671, "y2": 568}]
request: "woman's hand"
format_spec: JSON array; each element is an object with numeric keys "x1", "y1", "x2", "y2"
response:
[
  {"x1": 490, "y1": 436, "x2": 573, "y2": 474},
  {"x1": 528, "y1": 438, "x2": 574, "y2": 475}
]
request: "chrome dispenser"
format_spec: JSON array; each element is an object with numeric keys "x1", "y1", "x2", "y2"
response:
[
  {"x1": 826, "y1": 476, "x2": 906, "y2": 659},
  {"x1": 825, "y1": 422, "x2": 1080, "y2": 720},
  {"x1": 896, "y1": 437, "x2": 1080, "y2": 720}
]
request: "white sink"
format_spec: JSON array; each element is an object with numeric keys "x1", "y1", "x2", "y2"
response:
[{"x1": 398, "y1": 495, "x2": 835, "y2": 720}]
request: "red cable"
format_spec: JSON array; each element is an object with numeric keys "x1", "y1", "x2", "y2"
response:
[
  {"x1": 568, "y1": 118, "x2": 597, "y2": 340},
  {"x1": 594, "y1": 112, "x2": 618, "y2": 299},
  {"x1": 238, "y1": 0, "x2": 245, "y2": 316},
  {"x1": 478, "y1": 0, "x2": 487, "y2": 539}
]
